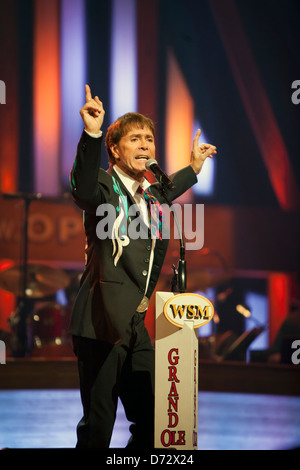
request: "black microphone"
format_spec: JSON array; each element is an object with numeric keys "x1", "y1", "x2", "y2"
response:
[{"x1": 145, "y1": 159, "x2": 175, "y2": 191}]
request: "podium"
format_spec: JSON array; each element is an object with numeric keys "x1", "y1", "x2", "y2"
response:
[{"x1": 154, "y1": 291, "x2": 214, "y2": 450}]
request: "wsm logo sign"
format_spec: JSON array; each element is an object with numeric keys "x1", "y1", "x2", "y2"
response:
[
  {"x1": 0, "y1": 80, "x2": 6, "y2": 104},
  {"x1": 0, "y1": 340, "x2": 6, "y2": 364}
]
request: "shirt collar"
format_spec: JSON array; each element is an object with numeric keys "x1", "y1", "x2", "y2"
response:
[{"x1": 113, "y1": 165, "x2": 151, "y2": 197}]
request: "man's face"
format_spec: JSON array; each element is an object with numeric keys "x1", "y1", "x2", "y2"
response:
[{"x1": 111, "y1": 125, "x2": 155, "y2": 182}]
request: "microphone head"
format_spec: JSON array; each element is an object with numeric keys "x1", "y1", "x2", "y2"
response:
[{"x1": 145, "y1": 159, "x2": 157, "y2": 171}]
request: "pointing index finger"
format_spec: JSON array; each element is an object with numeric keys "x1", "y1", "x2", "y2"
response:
[
  {"x1": 85, "y1": 84, "x2": 92, "y2": 102},
  {"x1": 193, "y1": 129, "x2": 201, "y2": 148}
]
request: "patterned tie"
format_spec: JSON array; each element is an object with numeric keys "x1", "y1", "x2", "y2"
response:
[{"x1": 137, "y1": 186, "x2": 163, "y2": 240}]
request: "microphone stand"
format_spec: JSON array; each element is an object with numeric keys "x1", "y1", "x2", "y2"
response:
[
  {"x1": 156, "y1": 185, "x2": 186, "y2": 294},
  {"x1": 3, "y1": 192, "x2": 41, "y2": 356}
]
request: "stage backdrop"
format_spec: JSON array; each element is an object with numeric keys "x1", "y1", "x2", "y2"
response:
[{"x1": 0, "y1": 196, "x2": 299, "y2": 342}]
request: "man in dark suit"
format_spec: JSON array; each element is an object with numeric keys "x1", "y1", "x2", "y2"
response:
[{"x1": 70, "y1": 85, "x2": 216, "y2": 448}]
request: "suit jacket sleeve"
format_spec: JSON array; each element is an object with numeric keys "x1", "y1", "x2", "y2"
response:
[
  {"x1": 70, "y1": 131, "x2": 105, "y2": 210},
  {"x1": 149, "y1": 164, "x2": 197, "y2": 203},
  {"x1": 169, "y1": 165, "x2": 198, "y2": 201}
]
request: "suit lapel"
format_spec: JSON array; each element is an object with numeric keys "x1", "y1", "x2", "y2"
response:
[
  {"x1": 108, "y1": 168, "x2": 150, "y2": 235},
  {"x1": 108, "y1": 167, "x2": 137, "y2": 207}
]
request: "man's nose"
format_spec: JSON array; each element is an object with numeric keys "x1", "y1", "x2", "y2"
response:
[{"x1": 139, "y1": 139, "x2": 148, "y2": 149}]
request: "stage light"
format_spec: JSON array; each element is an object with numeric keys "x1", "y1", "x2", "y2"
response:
[
  {"x1": 110, "y1": 0, "x2": 137, "y2": 121},
  {"x1": 236, "y1": 303, "x2": 251, "y2": 318},
  {"x1": 60, "y1": 0, "x2": 87, "y2": 189},
  {"x1": 165, "y1": 49, "x2": 193, "y2": 180},
  {"x1": 33, "y1": 0, "x2": 60, "y2": 195}
]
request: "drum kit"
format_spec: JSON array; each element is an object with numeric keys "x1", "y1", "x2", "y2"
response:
[
  {"x1": 0, "y1": 263, "x2": 74, "y2": 357},
  {"x1": 0, "y1": 192, "x2": 78, "y2": 357}
]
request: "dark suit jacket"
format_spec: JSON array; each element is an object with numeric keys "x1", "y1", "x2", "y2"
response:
[{"x1": 69, "y1": 131, "x2": 197, "y2": 343}]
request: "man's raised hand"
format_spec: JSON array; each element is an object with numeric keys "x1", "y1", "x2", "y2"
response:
[
  {"x1": 190, "y1": 129, "x2": 217, "y2": 175},
  {"x1": 80, "y1": 84, "x2": 105, "y2": 134}
]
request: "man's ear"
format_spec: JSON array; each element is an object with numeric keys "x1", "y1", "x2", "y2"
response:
[{"x1": 110, "y1": 144, "x2": 120, "y2": 161}]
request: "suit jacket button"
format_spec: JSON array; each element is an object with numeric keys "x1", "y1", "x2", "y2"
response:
[{"x1": 142, "y1": 270, "x2": 148, "y2": 276}]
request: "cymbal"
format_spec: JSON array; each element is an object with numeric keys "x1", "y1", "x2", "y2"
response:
[{"x1": 0, "y1": 264, "x2": 70, "y2": 298}]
